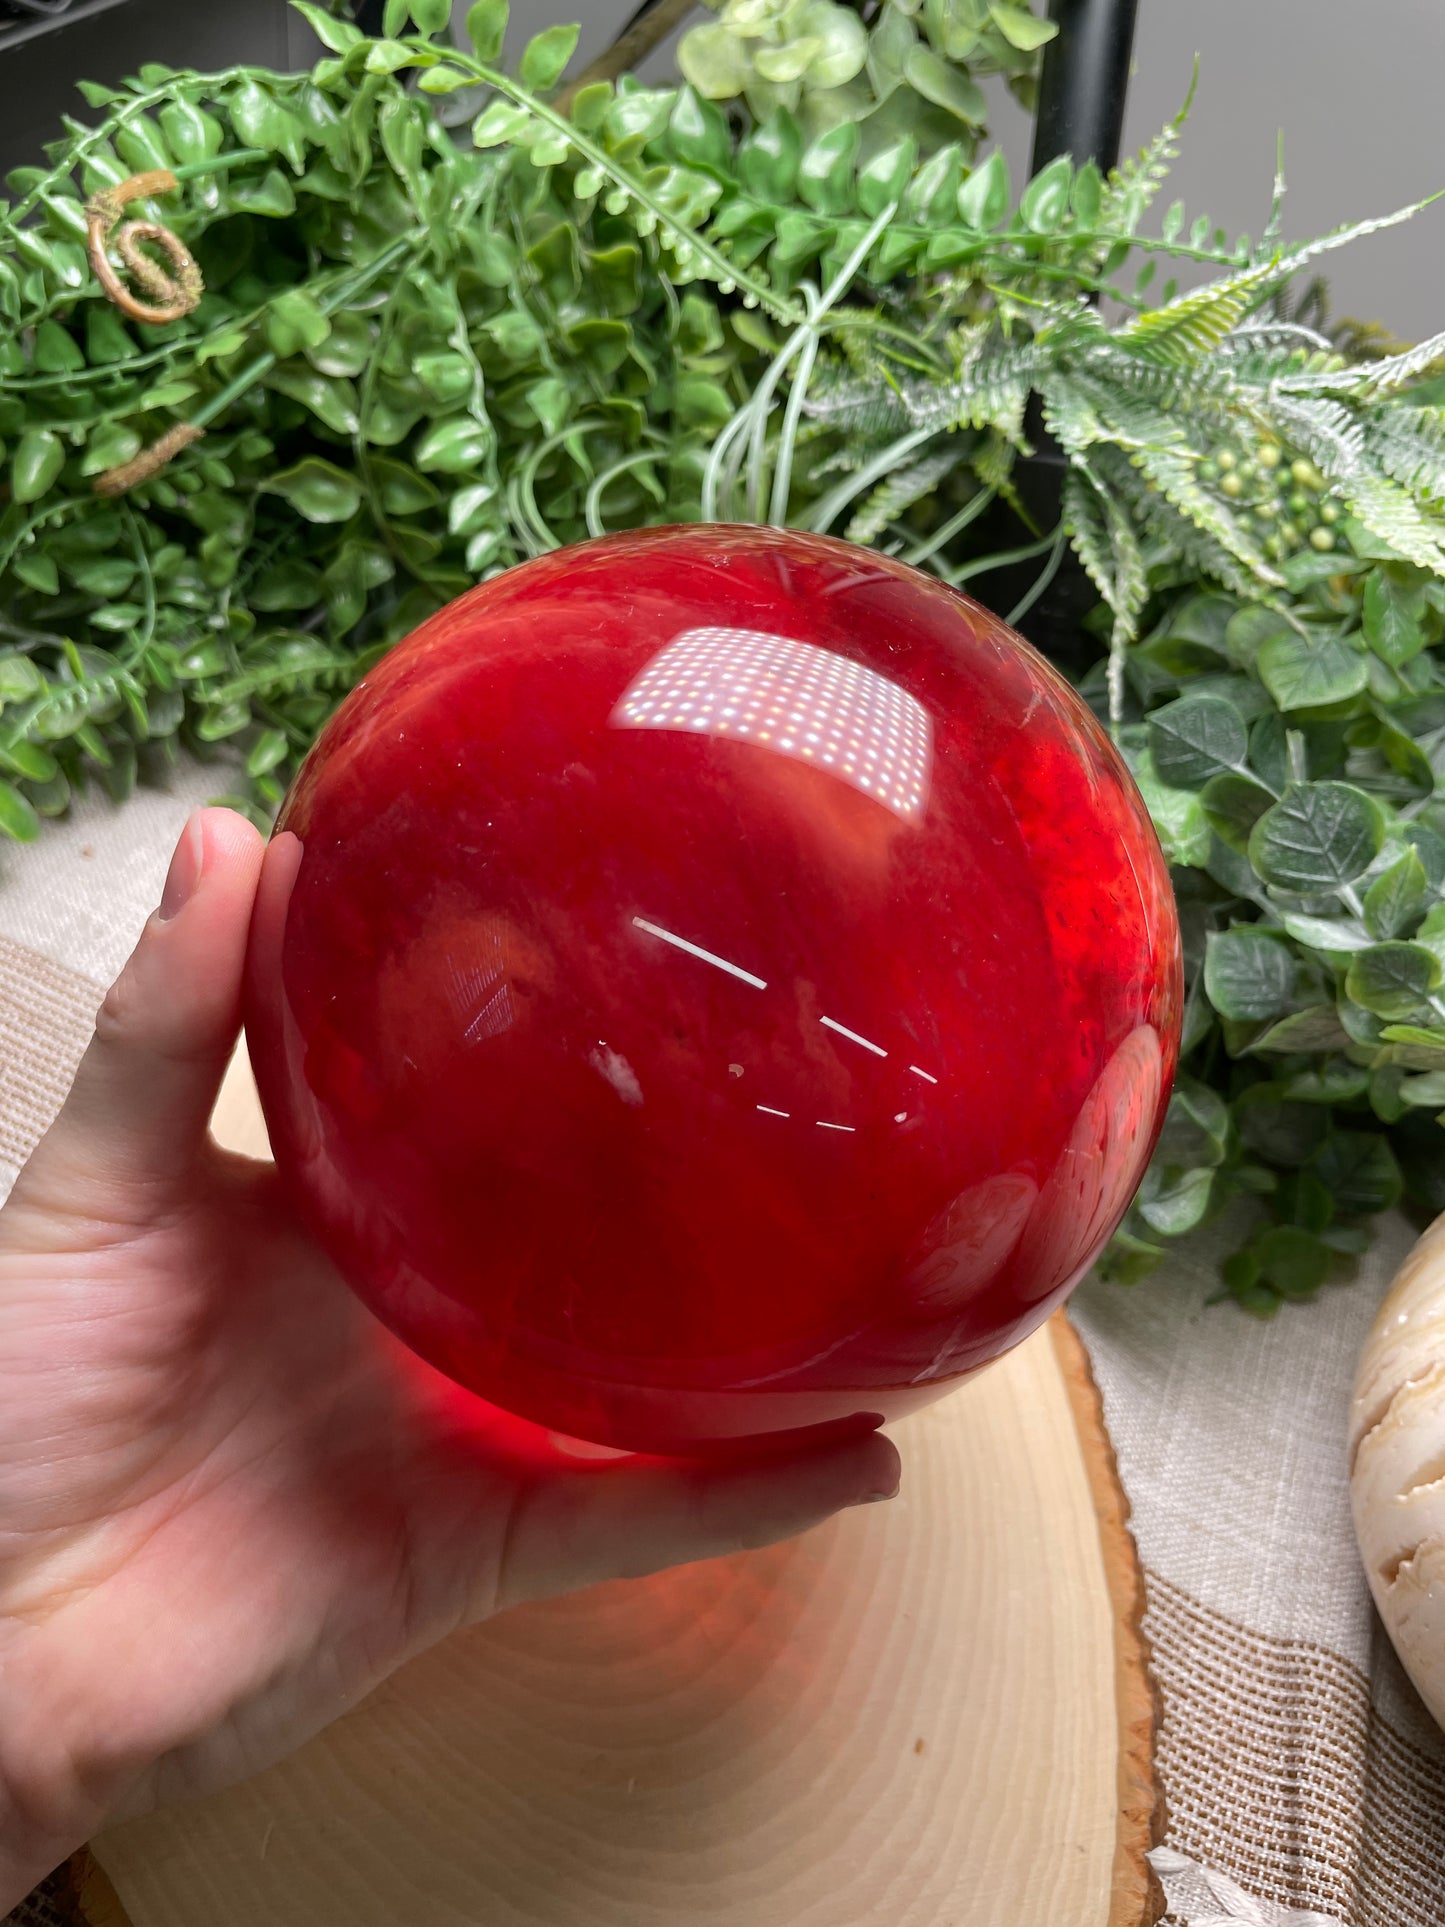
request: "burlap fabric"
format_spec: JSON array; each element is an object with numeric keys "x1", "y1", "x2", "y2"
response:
[{"x1": 2, "y1": 769, "x2": 1443, "y2": 1926}]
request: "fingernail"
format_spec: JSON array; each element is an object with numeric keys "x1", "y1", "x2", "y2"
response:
[
  {"x1": 853, "y1": 1482, "x2": 900, "y2": 1506},
  {"x1": 159, "y1": 812, "x2": 205, "y2": 921}
]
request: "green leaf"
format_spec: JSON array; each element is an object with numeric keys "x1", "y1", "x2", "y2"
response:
[
  {"x1": 677, "y1": 21, "x2": 750, "y2": 101},
  {"x1": 1203, "y1": 926, "x2": 1295, "y2": 1022},
  {"x1": 1278, "y1": 911, "x2": 1372, "y2": 953},
  {"x1": 414, "y1": 416, "x2": 492, "y2": 472},
  {"x1": 1148, "y1": 692, "x2": 1248, "y2": 789},
  {"x1": 1364, "y1": 848, "x2": 1429, "y2": 941},
  {"x1": 520, "y1": 22, "x2": 579, "y2": 91},
  {"x1": 957, "y1": 150, "x2": 1010, "y2": 230},
  {"x1": 738, "y1": 111, "x2": 802, "y2": 200},
  {"x1": 11, "y1": 428, "x2": 64, "y2": 505},
  {"x1": 667, "y1": 86, "x2": 731, "y2": 172},
  {"x1": 1346, "y1": 942, "x2": 1442, "y2": 1020},
  {"x1": 407, "y1": 0, "x2": 452, "y2": 34},
  {"x1": 0, "y1": 739, "x2": 59, "y2": 785},
  {"x1": 264, "y1": 457, "x2": 363, "y2": 523},
  {"x1": 447, "y1": 479, "x2": 497, "y2": 535},
  {"x1": 1251, "y1": 1006, "x2": 1353, "y2": 1054},
  {"x1": 1309, "y1": 1131, "x2": 1402, "y2": 1215},
  {"x1": 0, "y1": 778, "x2": 40, "y2": 843},
  {"x1": 230, "y1": 167, "x2": 297, "y2": 217},
  {"x1": 228, "y1": 79, "x2": 304, "y2": 168},
  {"x1": 417, "y1": 63, "x2": 475, "y2": 94},
  {"x1": 1071, "y1": 159, "x2": 1103, "y2": 226},
  {"x1": 1236, "y1": 1090, "x2": 1330, "y2": 1167},
  {"x1": 466, "y1": 0, "x2": 508, "y2": 60},
  {"x1": 1254, "y1": 1224, "x2": 1330, "y2": 1299},
  {"x1": 1130, "y1": 748, "x2": 1210, "y2": 866},
  {"x1": 290, "y1": 2, "x2": 365, "y2": 53},
  {"x1": 798, "y1": 122, "x2": 859, "y2": 217},
  {"x1": 1019, "y1": 154, "x2": 1073, "y2": 233},
  {"x1": 1226, "y1": 604, "x2": 1293, "y2": 670},
  {"x1": 858, "y1": 137, "x2": 917, "y2": 219},
  {"x1": 250, "y1": 560, "x2": 324, "y2": 611},
  {"x1": 905, "y1": 44, "x2": 987, "y2": 125},
  {"x1": 12, "y1": 551, "x2": 59, "y2": 595},
  {"x1": 1249, "y1": 783, "x2": 1386, "y2": 893},
  {"x1": 1199, "y1": 772, "x2": 1274, "y2": 855},
  {"x1": 988, "y1": 3, "x2": 1058, "y2": 51},
  {"x1": 159, "y1": 98, "x2": 223, "y2": 166},
  {"x1": 79, "y1": 423, "x2": 142, "y2": 479},
  {"x1": 266, "y1": 366, "x2": 359, "y2": 435},
  {"x1": 1380, "y1": 1024, "x2": 1445, "y2": 1070},
  {"x1": 265, "y1": 288, "x2": 332, "y2": 358},
  {"x1": 1256, "y1": 631, "x2": 1369, "y2": 711},
  {"x1": 1139, "y1": 1165, "x2": 1215, "y2": 1236},
  {"x1": 1362, "y1": 568, "x2": 1428, "y2": 666},
  {"x1": 368, "y1": 456, "x2": 441, "y2": 515},
  {"x1": 34, "y1": 318, "x2": 83, "y2": 373},
  {"x1": 473, "y1": 101, "x2": 531, "y2": 148}
]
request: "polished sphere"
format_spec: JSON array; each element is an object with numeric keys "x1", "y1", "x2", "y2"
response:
[{"x1": 245, "y1": 526, "x2": 1181, "y2": 1454}]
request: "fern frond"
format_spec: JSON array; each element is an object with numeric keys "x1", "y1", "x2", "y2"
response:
[
  {"x1": 1062, "y1": 462, "x2": 1125, "y2": 611},
  {"x1": 845, "y1": 446, "x2": 959, "y2": 545},
  {"x1": 1133, "y1": 443, "x2": 1283, "y2": 583},
  {"x1": 1341, "y1": 469, "x2": 1445, "y2": 572},
  {"x1": 1275, "y1": 325, "x2": 1445, "y2": 399},
  {"x1": 1115, "y1": 261, "x2": 1280, "y2": 367},
  {"x1": 1368, "y1": 406, "x2": 1445, "y2": 499},
  {"x1": 1273, "y1": 198, "x2": 1435, "y2": 282},
  {"x1": 900, "y1": 342, "x2": 1044, "y2": 435},
  {"x1": 1090, "y1": 71, "x2": 1196, "y2": 257},
  {"x1": 1099, "y1": 444, "x2": 1261, "y2": 601}
]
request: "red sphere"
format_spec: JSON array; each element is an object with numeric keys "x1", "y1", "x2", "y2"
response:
[{"x1": 245, "y1": 526, "x2": 1181, "y2": 1454}]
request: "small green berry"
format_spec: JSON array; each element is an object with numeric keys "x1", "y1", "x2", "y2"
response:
[
  {"x1": 1319, "y1": 501, "x2": 1339, "y2": 525},
  {"x1": 1217, "y1": 450, "x2": 1236, "y2": 471},
  {"x1": 1281, "y1": 522, "x2": 1303, "y2": 546},
  {"x1": 1257, "y1": 442, "x2": 1282, "y2": 468},
  {"x1": 1220, "y1": 471, "x2": 1244, "y2": 498},
  {"x1": 1309, "y1": 526, "x2": 1336, "y2": 552},
  {"x1": 1198, "y1": 460, "x2": 1218, "y2": 482},
  {"x1": 1264, "y1": 534, "x2": 1284, "y2": 559},
  {"x1": 1289, "y1": 491, "x2": 1310, "y2": 517},
  {"x1": 1291, "y1": 457, "x2": 1325, "y2": 490}
]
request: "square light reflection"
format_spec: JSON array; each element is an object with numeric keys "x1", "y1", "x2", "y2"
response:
[{"x1": 611, "y1": 626, "x2": 932, "y2": 824}]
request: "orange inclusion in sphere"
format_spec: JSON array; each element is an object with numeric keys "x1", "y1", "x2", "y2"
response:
[{"x1": 244, "y1": 527, "x2": 1182, "y2": 1454}]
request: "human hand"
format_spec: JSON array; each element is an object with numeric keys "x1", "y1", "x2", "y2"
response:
[{"x1": 0, "y1": 808, "x2": 900, "y2": 1908}]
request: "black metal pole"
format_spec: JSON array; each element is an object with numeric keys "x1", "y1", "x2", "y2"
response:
[
  {"x1": 1005, "y1": 0, "x2": 1140, "y2": 663},
  {"x1": 1029, "y1": 0, "x2": 1140, "y2": 178}
]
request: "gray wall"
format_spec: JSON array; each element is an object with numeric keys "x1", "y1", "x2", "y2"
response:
[{"x1": 4, "y1": 0, "x2": 1442, "y2": 337}]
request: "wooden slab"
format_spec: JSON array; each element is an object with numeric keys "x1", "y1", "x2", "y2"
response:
[{"x1": 73, "y1": 1050, "x2": 1162, "y2": 1927}]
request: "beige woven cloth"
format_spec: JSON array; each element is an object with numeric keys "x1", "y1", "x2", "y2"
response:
[{"x1": 2, "y1": 768, "x2": 1443, "y2": 1927}]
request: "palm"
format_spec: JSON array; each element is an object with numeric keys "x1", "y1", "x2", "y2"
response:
[
  {"x1": 0, "y1": 1146, "x2": 529, "y2": 1814},
  {"x1": 0, "y1": 811, "x2": 895, "y2": 1903}
]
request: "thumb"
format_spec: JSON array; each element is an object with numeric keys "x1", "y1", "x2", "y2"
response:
[
  {"x1": 491, "y1": 1431, "x2": 904, "y2": 1615},
  {"x1": 31, "y1": 807, "x2": 264, "y2": 1205}
]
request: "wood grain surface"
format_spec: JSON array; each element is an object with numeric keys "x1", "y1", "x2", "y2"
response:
[{"x1": 74, "y1": 1048, "x2": 1161, "y2": 1927}]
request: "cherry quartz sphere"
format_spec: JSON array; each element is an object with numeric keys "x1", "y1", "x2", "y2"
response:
[{"x1": 245, "y1": 526, "x2": 1181, "y2": 1455}]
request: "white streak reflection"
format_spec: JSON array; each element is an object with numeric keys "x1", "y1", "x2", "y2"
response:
[
  {"x1": 632, "y1": 916, "x2": 767, "y2": 989},
  {"x1": 909, "y1": 1065, "x2": 938, "y2": 1085},
  {"x1": 820, "y1": 1014, "x2": 887, "y2": 1057}
]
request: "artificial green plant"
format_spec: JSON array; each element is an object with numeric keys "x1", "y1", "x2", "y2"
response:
[{"x1": 4, "y1": 0, "x2": 1445, "y2": 1309}]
